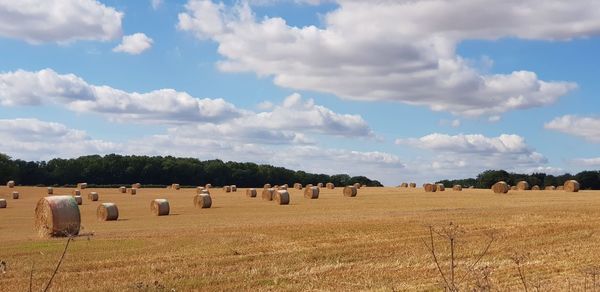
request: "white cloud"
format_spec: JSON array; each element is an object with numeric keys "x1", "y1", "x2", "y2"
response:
[
  {"x1": 0, "y1": 0, "x2": 123, "y2": 44},
  {"x1": 395, "y1": 133, "x2": 548, "y2": 180},
  {"x1": 151, "y1": 0, "x2": 163, "y2": 10},
  {"x1": 0, "y1": 69, "x2": 372, "y2": 142},
  {"x1": 0, "y1": 119, "x2": 119, "y2": 160},
  {"x1": 571, "y1": 158, "x2": 600, "y2": 167},
  {"x1": 177, "y1": 0, "x2": 590, "y2": 117},
  {"x1": 113, "y1": 33, "x2": 154, "y2": 55},
  {"x1": 544, "y1": 115, "x2": 600, "y2": 143}
]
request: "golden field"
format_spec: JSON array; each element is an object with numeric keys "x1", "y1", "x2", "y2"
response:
[{"x1": 1, "y1": 186, "x2": 600, "y2": 291}]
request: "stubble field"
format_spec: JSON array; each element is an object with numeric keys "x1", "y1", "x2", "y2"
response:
[{"x1": 1, "y1": 186, "x2": 600, "y2": 291}]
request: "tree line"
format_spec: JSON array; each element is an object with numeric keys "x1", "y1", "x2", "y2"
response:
[
  {"x1": 0, "y1": 153, "x2": 383, "y2": 188},
  {"x1": 436, "y1": 169, "x2": 600, "y2": 190}
]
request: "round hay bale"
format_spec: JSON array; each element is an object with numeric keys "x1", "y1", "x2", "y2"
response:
[
  {"x1": 274, "y1": 190, "x2": 290, "y2": 205},
  {"x1": 151, "y1": 199, "x2": 170, "y2": 216},
  {"x1": 436, "y1": 184, "x2": 445, "y2": 191},
  {"x1": 516, "y1": 181, "x2": 530, "y2": 190},
  {"x1": 452, "y1": 185, "x2": 462, "y2": 191},
  {"x1": 262, "y1": 188, "x2": 275, "y2": 201},
  {"x1": 294, "y1": 183, "x2": 302, "y2": 189},
  {"x1": 129, "y1": 188, "x2": 137, "y2": 195},
  {"x1": 231, "y1": 185, "x2": 237, "y2": 192},
  {"x1": 278, "y1": 185, "x2": 288, "y2": 190},
  {"x1": 74, "y1": 196, "x2": 82, "y2": 205},
  {"x1": 7, "y1": 180, "x2": 15, "y2": 188},
  {"x1": 246, "y1": 188, "x2": 257, "y2": 198},
  {"x1": 317, "y1": 183, "x2": 323, "y2": 188},
  {"x1": 557, "y1": 186, "x2": 564, "y2": 190},
  {"x1": 88, "y1": 192, "x2": 99, "y2": 201},
  {"x1": 326, "y1": 182, "x2": 335, "y2": 189},
  {"x1": 263, "y1": 184, "x2": 271, "y2": 189},
  {"x1": 194, "y1": 194, "x2": 212, "y2": 208},
  {"x1": 492, "y1": 181, "x2": 509, "y2": 194},
  {"x1": 132, "y1": 183, "x2": 141, "y2": 189},
  {"x1": 119, "y1": 186, "x2": 126, "y2": 193},
  {"x1": 532, "y1": 185, "x2": 540, "y2": 190},
  {"x1": 47, "y1": 187, "x2": 53, "y2": 195},
  {"x1": 510, "y1": 186, "x2": 517, "y2": 190},
  {"x1": 197, "y1": 187, "x2": 210, "y2": 194},
  {"x1": 564, "y1": 180, "x2": 580, "y2": 192},
  {"x1": 400, "y1": 183, "x2": 408, "y2": 188},
  {"x1": 223, "y1": 185, "x2": 231, "y2": 193},
  {"x1": 304, "y1": 186, "x2": 319, "y2": 199},
  {"x1": 343, "y1": 185, "x2": 357, "y2": 197},
  {"x1": 353, "y1": 183, "x2": 361, "y2": 189},
  {"x1": 72, "y1": 189, "x2": 81, "y2": 196},
  {"x1": 97, "y1": 203, "x2": 118, "y2": 221},
  {"x1": 545, "y1": 186, "x2": 556, "y2": 191},
  {"x1": 205, "y1": 183, "x2": 212, "y2": 189},
  {"x1": 34, "y1": 196, "x2": 80, "y2": 237},
  {"x1": 12, "y1": 191, "x2": 19, "y2": 199},
  {"x1": 423, "y1": 183, "x2": 437, "y2": 192},
  {"x1": 0, "y1": 199, "x2": 6, "y2": 208},
  {"x1": 77, "y1": 183, "x2": 87, "y2": 189},
  {"x1": 171, "y1": 183, "x2": 180, "y2": 190},
  {"x1": 305, "y1": 184, "x2": 313, "y2": 189},
  {"x1": 409, "y1": 183, "x2": 416, "y2": 188}
]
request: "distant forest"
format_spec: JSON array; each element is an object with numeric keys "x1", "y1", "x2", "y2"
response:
[
  {"x1": 436, "y1": 169, "x2": 600, "y2": 190},
  {"x1": 0, "y1": 153, "x2": 383, "y2": 188}
]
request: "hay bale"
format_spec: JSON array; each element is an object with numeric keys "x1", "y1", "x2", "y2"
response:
[
  {"x1": 492, "y1": 181, "x2": 509, "y2": 194},
  {"x1": 274, "y1": 190, "x2": 290, "y2": 205},
  {"x1": 262, "y1": 188, "x2": 275, "y2": 201},
  {"x1": 278, "y1": 185, "x2": 288, "y2": 190},
  {"x1": 151, "y1": 199, "x2": 170, "y2": 216},
  {"x1": 231, "y1": 185, "x2": 237, "y2": 192},
  {"x1": 400, "y1": 183, "x2": 408, "y2": 188},
  {"x1": 0, "y1": 199, "x2": 6, "y2": 208},
  {"x1": 353, "y1": 183, "x2": 361, "y2": 189},
  {"x1": 47, "y1": 187, "x2": 53, "y2": 195},
  {"x1": 409, "y1": 183, "x2": 416, "y2": 188},
  {"x1": 120, "y1": 186, "x2": 126, "y2": 193},
  {"x1": 205, "y1": 183, "x2": 212, "y2": 189},
  {"x1": 97, "y1": 203, "x2": 119, "y2": 221},
  {"x1": 564, "y1": 180, "x2": 580, "y2": 192},
  {"x1": 129, "y1": 188, "x2": 137, "y2": 195},
  {"x1": 468, "y1": 186, "x2": 475, "y2": 189},
  {"x1": 263, "y1": 184, "x2": 271, "y2": 189},
  {"x1": 7, "y1": 180, "x2": 15, "y2": 188},
  {"x1": 171, "y1": 183, "x2": 180, "y2": 190},
  {"x1": 72, "y1": 189, "x2": 81, "y2": 196},
  {"x1": 343, "y1": 185, "x2": 357, "y2": 197},
  {"x1": 34, "y1": 196, "x2": 80, "y2": 237},
  {"x1": 423, "y1": 183, "x2": 437, "y2": 192},
  {"x1": 88, "y1": 192, "x2": 99, "y2": 201},
  {"x1": 12, "y1": 191, "x2": 19, "y2": 199},
  {"x1": 452, "y1": 185, "x2": 462, "y2": 191},
  {"x1": 194, "y1": 194, "x2": 212, "y2": 208},
  {"x1": 74, "y1": 196, "x2": 82, "y2": 205},
  {"x1": 294, "y1": 183, "x2": 302, "y2": 189},
  {"x1": 532, "y1": 185, "x2": 540, "y2": 190},
  {"x1": 223, "y1": 185, "x2": 231, "y2": 193},
  {"x1": 77, "y1": 183, "x2": 87, "y2": 189},
  {"x1": 326, "y1": 182, "x2": 335, "y2": 189},
  {"x1": 510, "y1": 186, "x2": 517, "y2": 190},
  {"x1": 436, "y1": 184, "x2": 445, "y2": 191},
  {"x1": 317, "y1": 183, "x2": 323, "y2": 188},
  {"x1": 516, "y1": 181, "x2": 530, "y2": 190},
  {"x1": 246, "y1": 188, "x2": 257, "y2": 198},
  {"x1": 304, "y1": 186, "x2": 319, "y2": 199},
  {"x1": 197, "y1": 187, "x2": 210, "y2": 194},
  {"x1": 545, "y1": 186, "x2": 556, "y2": 190},
  {"x1": 305, "y1": 184, "x2": 313, "y2": 189},
  {"x1": 557, "y1": 186, "x2": 564, "y2": 190},
  {"x1": 132, "y1": 183, "x2": 141, "y2": 189}
]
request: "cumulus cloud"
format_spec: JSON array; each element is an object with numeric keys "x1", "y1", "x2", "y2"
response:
[
  {"x1": 151, "y1": 0, "x2": 163, "y2": 10},
  {"x1": 0, "y1": 0, "x2": 123, "y2": 44},
  {"x1": 544, "y1": 115, "x2": 600, "y2": 143},
  {"x1": 0, "y1": 119, "x2": 119, "y2": 160},
  {"x1": 113, "y1": 33, "x2": 154, "y2": 55},
  {"x1": 396, "y1": 133, "x2": 548, "y2": 180},
  {"x1": 176, "y1": 0, "x2": 591, "y2": 117}
]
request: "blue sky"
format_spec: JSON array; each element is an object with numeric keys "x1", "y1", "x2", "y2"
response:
[{"x1": 0, "y1": 0, "x2": 599, "y2": 185}]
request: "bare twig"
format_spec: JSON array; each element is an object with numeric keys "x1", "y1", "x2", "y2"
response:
[
  {"x1": 43, "y1": 236, "x2": 72, "y2": 292},
  {"x1": 457, "y1": 232, "x2": 495, "y2": 283},
  {"x1": 422, "y1": 225, "x2": 451, "y2": 290},
  {"x1": 29, "y1": 259, "x2": 34, "y2": 292}
]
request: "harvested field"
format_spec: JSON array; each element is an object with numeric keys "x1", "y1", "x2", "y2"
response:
[{"x1": 1, "y1": 186, "x2": 600, "y2": 290}]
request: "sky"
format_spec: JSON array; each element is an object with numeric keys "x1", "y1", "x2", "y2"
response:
[{"x1": 0, "y1": 0, "x2": 599, "y2": 185}]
